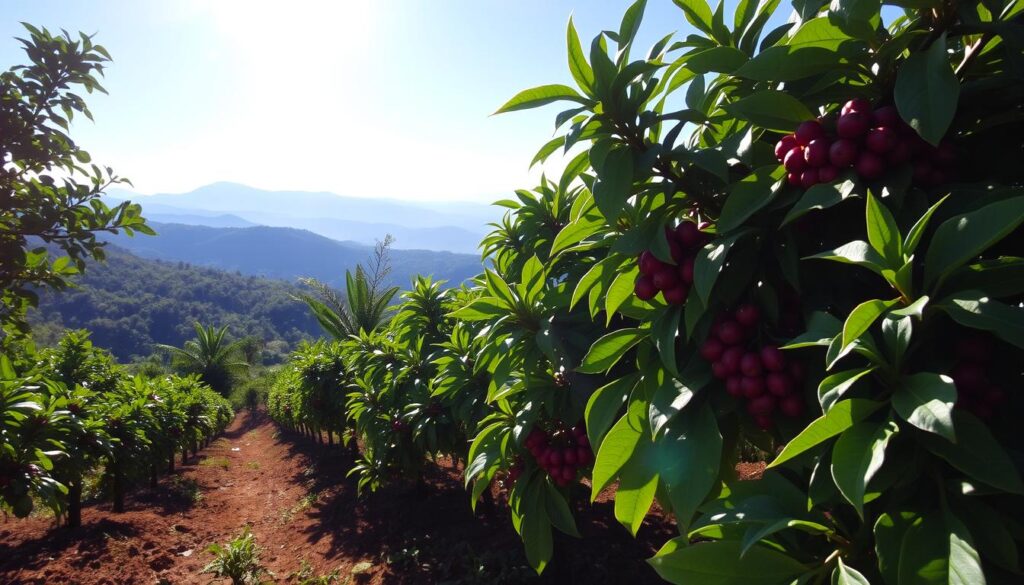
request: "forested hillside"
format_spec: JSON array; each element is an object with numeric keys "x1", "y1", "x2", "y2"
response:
[
  {"x1": 29, "y1": 245, "x2": 321, "y2": 362},
  {"x1": 100, "y1": 222, "x2": 483, "y2": 288}
]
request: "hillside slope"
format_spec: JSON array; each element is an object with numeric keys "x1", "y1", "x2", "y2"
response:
[{"x1": 30, "y1": 246, "x2": 323, "y2": 362}]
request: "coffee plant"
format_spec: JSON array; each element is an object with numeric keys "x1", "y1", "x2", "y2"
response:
[
  {"x1": 1, "y1": 331, "x2": 233, "y2": 522},
  {"x1": 268, "y1": 0, "x2": 1024, "y2": 582}
]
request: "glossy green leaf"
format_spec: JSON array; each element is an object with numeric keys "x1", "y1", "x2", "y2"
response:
[
  {"x1": 649, "y1": 539, "x2": 806, "y2": 585},
  {"x1": 924, "y1": 195, "x2": 1024, "y2": 288},
  {"x1": 919, "y1": 411, "x2": 1024, "y2": 494},
  {"x1": 578, "y1": 328, "x2": 646, "y2": 374},
  {"x1": 495, "y1": 84, "x2": 590, "y2": 114},
  {"x1": 723, "y1": 90, "x2": 815, "y2": 132},
  {"x1": 782, "y1": 176, "x2": 859, "y2": 226},
  {"x1": 892, "y1": 373, "x2": 956, "y2": 442},
  {"x1": 769, "y1": 399, "x2": 883, "y2": 468},
  {"x1": 831, "y1": 420, "x2": 897, "y2": 517},
  {"x1": 939, "y1": 291, "x2": 1024, "y2": 350},
  {"x1": 841, "y1": 298, "x2": 898, "y2": 349},
  {"x1": 894, "y1": 34, "x2": 959, "y2": 145},
  {"x1": 718, "y1": 165, "x2": 786, "y2": 233}
]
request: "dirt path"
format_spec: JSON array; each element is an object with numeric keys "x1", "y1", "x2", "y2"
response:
[{"x1": 0, "y1": 411, "x2": 671, "y2": 584}]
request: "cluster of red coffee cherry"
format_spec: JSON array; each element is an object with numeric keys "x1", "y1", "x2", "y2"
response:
[
  {"x1": 699, "y1": 305, "x2": 806, "y2": 430},
  {"x1": 950, "y1": 335, "x2": 1007, "y2": 420},
  {"x1": 520, "y1": 423, "x2": 593, "y2": 487},
  {"x1": 634, "y1": 222, "x2": 709, "y2": 305},
  {"x1": 776, "y1": 99, "x2": 956, "y2": 189}
]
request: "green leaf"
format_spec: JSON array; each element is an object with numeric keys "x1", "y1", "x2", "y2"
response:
[
  {"x1": 520, "y1": 486, "x2": 553, "y2": 573},
  {"x1": 737, "y1": 19, "x2": 858, "y2": 82},
  {"x1": 566, "y1": 17, "x2": 595, "y2": 94},
  {"x1": 783, "y1": 311, "x2": 843, "y2": 349},
  {"x1": 606, "y1": 268, "x2": 640, "y2": 323},
  {"x1": 841, "y1": 298, "x2": 898, "y2": 349},
  {"x1": 652, "y1": 306, "x2": 683, "y2": 375},
  {"x1": 718, "y1": 165, "x2": 787, "y2": 233},
  {"x1": 768, "y1": 399, "x2": 883, "y2": 468},
  {"x1": 865, "y1": 192, "x2": 902, "y2": 266},
  {"x1": 673, "y1": 0, "x2": 714, "y2": 35},
  {"x1": 494, "y1": 84, "x2": 590, "y2": 114},
  {"x1": 946, "y1": 510, "x2": 985, "y2": 585},
  {"x1": 807, "y1": 240, "x2": 885, "y2": 277},
  {"x1": 875, "y1": 511, "x2": 918, "y2": 585},
  {"x1": 685, "y1": 46, "x2": 750, "y2": 73},
  {"x1": 832, "y1": 557, "x2": 871, "y2": 585},
  {"x1": 648, "y1": 368, "x2": 700, "y2": 438},
  {"x1": 903, "y1": 194, "x2": 948, "y2": 255},
  {"x1": 618, "y1": 0, "x2": 648, "y2": 49},
  {"x1": 939, "y1": 291, "x2": 1024, "y2": 350},
  {"x1": 919, "y1": 411, "x2": 1024, "y2": 494},
  {"x1": 592, "y1": 146, "x2": 635, "y2": 220},
  {"x1": 723, "y1": 90, "x2": 815, "y2": 132},
  {"x1": 818, "y1": 367, "x2": 875, "y2": 412},
  {"x1": 896, "y1": 514, "x2": 950, "y2": 585},
  {"x1": 544, "y1": 482, "x2": 581, "y2": 537},
  {"x1": 831, "y1": 420, "x2": 897, "y2": 517},
  {"x1": 894, "y1": 34, "x2": 960, "y2": 146},
  {"x1": 924, "y1": 195, "x2": 1024, "y2": 288},
  {"x1": 892, "y1": 372, "x2": 956, "y2": 442},
  {"x1": 578, "y1": 328, "x2": 646, "y2": 374},
  {"x1": 591, "y1": 406, "x2": 644, "y2": 499},
  {"x1": 571, "y1": 256, "x2": 616, "y2": 309},
  {"x1": 615, "y1": 455, "x2": 659, "y2": 536},
  {"x1": 657, "y1": 404, "x2": 721, "y2": 531},
  {"x1": 782, "y1": 176, "x2": 859, "y2": 226},
  {"x1": 944, "y1": 257, "x2": 1024, "y2": 299},
  {"x1": 530, "y1": 136, "x2": 566, "y2": 168},
  {"x1": 828, "y1": 0, "x2": 881, "y2": 41},
  {"x1": 448, "y1": 297, "x2": 510, "y2": 321},
  {"x1": 648, "y1": 539, "x2": 806, "y2": 585},
  {"x1": 586, "y1": 374, "x2": 638, "y2": 451},
  {"x1": 694, "y1": 231, "x2": 747, "y2": 306}
]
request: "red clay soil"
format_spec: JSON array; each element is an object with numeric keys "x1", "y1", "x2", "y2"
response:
[{"x1": 0, "y1": 410, "x2": 676, "y2": 584}]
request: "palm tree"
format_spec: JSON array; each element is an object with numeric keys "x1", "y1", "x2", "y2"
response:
[
  {"x1": 155, "y1": 323, "x2": 249, "y2": 396},
  {"x1": 296, "y1": 236, "x2": 400, "y2": 339}
]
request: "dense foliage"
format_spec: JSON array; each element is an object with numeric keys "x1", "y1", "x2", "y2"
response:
[
  {"x1": 271, "y1": 0, "x2": 1024, "y2": 583},
  {"x1": 1, "y1": 26, "x2": 234, "y2": 526},
  {"x1": 0, "y1": 24, "x2": 151, "y2": 337},
  {"x1": 1, "y1": 330, "x2": 232, "y2": 523},
  {"x1": 29, "y1": 245, "x2": 321, "y2": 362}
]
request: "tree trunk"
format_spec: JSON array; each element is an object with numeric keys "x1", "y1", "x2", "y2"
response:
[
  {"x1": 150, "y1": 463, "x2": 158, "y2": 488},
  {"x1": 182, "y1": 449, "x2": 188, "y2": 465},
  {"x1": 112, "y1": 465, "x2": 125, "y2": 513},
  {"x1": 168, "y1": 449, "x2": 175, "y2": 473},
  {"x1": 67, "y1": 479, "x2": 82, "y2": 529},
  {"x1": 327, "y1": 430, "x2": 334, "y2": 447}
]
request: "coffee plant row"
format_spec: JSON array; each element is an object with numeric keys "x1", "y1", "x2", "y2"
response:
[
  {"x1": 270, "y1": 0, "x2": 1023, "y2": 582},
  {"x1": 0, "y1": 331, "x2": 233, "y2": 526}
]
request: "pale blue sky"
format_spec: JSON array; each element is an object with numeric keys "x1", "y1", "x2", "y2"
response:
[{"x1": 1, "y1": 1, "x2": 730, "y2": 202}]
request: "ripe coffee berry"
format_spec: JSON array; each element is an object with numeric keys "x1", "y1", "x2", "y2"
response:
[
  {"x1": 829, "y1": 139, "x2": 859, "y2": 168},
  {"x1": 855, "y1": 151, "x2": 886, "y2": 179},
  {"x1": 803, "y1": 139, "x2": 830, "y2": 167},
  {"x1": 795, "y1": 120, "x2": 825, "y2": 146},
  {"x1": 775, "y1": 135, "x2": 799, "y2": 161},
  {"x1": 634, "y1": 275, "x2": 657, "y2": 300},
  {"x1": 841, "y1": 98, "x2": 871, "y2": 116},
  {"x1": 784, "y1": 148, "x2": 807, "y2": 173},
  {"x1": 837, "y1": 112, "x2": 870, "y2": 139}
]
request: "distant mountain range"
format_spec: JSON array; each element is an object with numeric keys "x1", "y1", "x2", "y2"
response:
[
  {"x1": 106, "y1": 182, "x2": 502, "y2": 253},
  {"x1": 100, "y1": 221, "x2": 483, "y2": 289}
]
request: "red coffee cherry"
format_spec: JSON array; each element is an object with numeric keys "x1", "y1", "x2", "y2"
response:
[
  {"x1": 675, "y1": 221, "x2": 702, "y2": 248},
  {"x1": 818, "y1": 165, "x2": 839, "y2": 184},
  {"x1": 866, "y1": 127, "x2": 898, "y2": 154},
  {"x1": 747, "y1": 395, "x2": 776, "y2": 415},
  {"x1": 787, "y1": 172, "x2": 801, "y2": 186},
  {"x1": 734, "y1": 304, "x2": 760, "y2": 327},
  {"x1": 871, "y1": 105, "x2": 900, "y2": 127},
  {"x1": 800, "y1": 168, "x2": 820, "y2": 189},
  {"x1": 663, "y1": 285, "x2": 688, "y2": 305},
  {"x1": 652, "y1": 267, "x2": 680, "y2": 291},
  {"x1": 766, "y1": 372, "x2": 793, "y2": 397},
  {"x1": 725, "y1": 376, "x2": 743, "y2": 397},
  {"x1": 841, "y1": 98, "x2": 871, "y2": 116},
  {"x1": 700, "y1": 338, "x2": 726, "y2": 362},
  {"x1": 635, "y1": 275, "x2": 658, "y2": 300},
  {"x1": 679, "y1": 257, "x2": 695, "y2": 284},
  {"x1": 741, "y1": 376, "x2": 766, "y2": 399},
  {"x1": 855, "y1": 151, "x2": 886, "y2": 180},
  {"x1": 784, "y1": 147, "x2": 807, "y2": 173},
  {"x1": 837, "y1": 112, "x2": 870, "y2": 139},
  {"x1": 795, "y1": 120, "x2": 826, "y2": 146},
  {"x1": 829, "y1": 139, "x2": 859, "y2": 168},
  {"x1": 716, "y1": 321, "x2": 746, "y2": 345},
  {"x1": 759, "y1": 346, "x2": 786, "y2": 372},
  {"x1": 638, "y1": 251, "x2": 663, "y2": 275},
  {"x1": 775, "y1": 135, "x2": 799, "y2": 161},
  {"x1": 804, "y1": 139, "x2": 830, "y2": 167},
  {"x1": 720, "y1": 346, "x2": 745, "y2": 372},
  {"x1": 740, "y1": 353, "x2": 763, "y2": 377}
]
